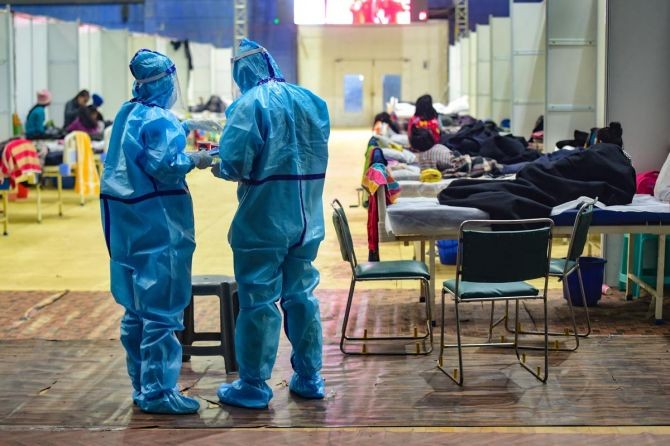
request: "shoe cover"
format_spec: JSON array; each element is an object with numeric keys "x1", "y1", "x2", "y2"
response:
[
  {"x1": 217, "y1": 379, "x2": 273, "y2": 409},
  {"x1": 289, "y1": 373, "x2": 325, "y2": 399},
  {"x1": 132, "y1": 390, "x2": 142, "y2": 406},
  {"x1": 137, "y1": 388, "x2": 200, "y2": 414}
]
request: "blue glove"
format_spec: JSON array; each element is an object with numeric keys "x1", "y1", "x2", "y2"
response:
[
  {"x1": 183, "y1": 119, "x2": 223, "y2": 133},
  {"x1": 188, "y1": 150, "x2": 213, "y2": 169}
]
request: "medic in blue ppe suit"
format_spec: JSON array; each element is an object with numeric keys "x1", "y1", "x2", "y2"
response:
[
  {"x1": 211, "y1": 39, "x2": 330, "y2": 409},
  {"x1": 100, "y1": 49, "x2": 212, "y2": 415}
]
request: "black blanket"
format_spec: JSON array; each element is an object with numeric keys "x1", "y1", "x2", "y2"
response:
[
  {"x1": 437, "y1": 144, "x2": 636, "y2": 219},
  {"x1": 444, "y1": 122, "x2": 541, "y2": 164}
]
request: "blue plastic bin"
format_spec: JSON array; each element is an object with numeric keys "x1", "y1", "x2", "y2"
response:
[
  {"x1": 437, "y1": 240, "x2": 458, "y2": 265},
  {"x1": 565, "y1": 256, "x2": 607, "y2": 307}
]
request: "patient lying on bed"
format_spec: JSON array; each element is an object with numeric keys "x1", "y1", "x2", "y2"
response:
[{"x1": 409, "y1": 128, "x2": 507, "y2": 179}]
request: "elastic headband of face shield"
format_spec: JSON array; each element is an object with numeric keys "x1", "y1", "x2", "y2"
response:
[
  {"x1": 133, "y1": 64, "x2": 176, "y2": 84},
  {"x1": 231, "y1": 46, "x2": 267, "y2": 63}
]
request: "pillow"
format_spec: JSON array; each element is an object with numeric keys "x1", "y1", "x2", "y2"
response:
[{"x1": 382, "y1": 148, "x2": 417, "y2": 165}]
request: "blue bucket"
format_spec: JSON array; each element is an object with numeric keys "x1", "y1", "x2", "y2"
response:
[
  {"x1": 437, "y1": 240, "x2": 458, "y2": 265},
  {"x1": 564, "y1": 256, "x2": 607, "y2": 307}
]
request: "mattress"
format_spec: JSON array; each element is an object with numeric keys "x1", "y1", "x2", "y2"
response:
[
  {"x1": 385, "y1": 197, "x2": 489, "y2": 236},
  {"x1": 551, "y1": 195, "x2": 670, "y2": 226},
  {"x1": 384, "y1": 194, "x2": 670, "y2": 237}
]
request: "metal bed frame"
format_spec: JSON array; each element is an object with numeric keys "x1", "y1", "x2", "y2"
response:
[{"x1": 375, "y1": 187, "x2": 668, "y2": 323}]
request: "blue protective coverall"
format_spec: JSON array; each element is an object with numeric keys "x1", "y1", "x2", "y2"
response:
[
  {"x1": 213, "y1": 39, "x2": 330, "y2": 409},
  {"x1": 100, "y1": 49, "x2": 199, "y2": 414}
]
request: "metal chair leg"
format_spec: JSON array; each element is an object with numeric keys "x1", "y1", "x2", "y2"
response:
[
  {"x1": 56, "y1": 175, "x2": 63, "y2": 217},
  {"x1": 36, "y1": 183, "x2": 42, "y2": 223},
  {"x1": 437, "y1": 289, "x2": 463, "y2": 385},
  {"x1": 575, "y1": 268, "x2": 592, "y2": 336},
  {"x1": 339, "y1": 278, "x2": 356, "y2": 354},
  {"x1": 514, "y1": 299, "x2": 548, "y2": 383},
  {"x1": 501, "y1": 269, "x2": 591, "y2": 351},
  {"x1": 341, "y1": 277, "x2": 433, "y2": 355}
]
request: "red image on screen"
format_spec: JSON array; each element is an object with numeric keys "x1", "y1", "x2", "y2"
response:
[{"x1": 350, "y1": 0, "x2": 410, "y2": 24}]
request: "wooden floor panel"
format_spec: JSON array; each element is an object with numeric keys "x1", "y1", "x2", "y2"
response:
[
  {"x1": 0, "y1": 336, "x2": 669, "y2": 430},
  {"x1": 1, "y1": 428, "x2": 669, "y2": 446}
]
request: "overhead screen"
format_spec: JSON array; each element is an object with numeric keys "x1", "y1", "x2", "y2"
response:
[{"x1": 295, "y1": 0, "x2": 427, "y2": 25}]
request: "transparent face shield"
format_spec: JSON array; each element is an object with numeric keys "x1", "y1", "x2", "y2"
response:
[
  {"x1": 133, "y1": 64, "x2": 186, "y2": 113},
  {"x1": 230, "y1": 47, "x2": 267, "y2": 100}
]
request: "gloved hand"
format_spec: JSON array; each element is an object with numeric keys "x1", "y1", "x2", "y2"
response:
[
  {"x1": 188, "y1": 150, "x2": 214, "y2": 169},
  {"x1": 183, "y1": 119, "x2": 223, "y2": 133},
  {"x1": 211, "y1": 162, "x2": 222, "y2": 178}
]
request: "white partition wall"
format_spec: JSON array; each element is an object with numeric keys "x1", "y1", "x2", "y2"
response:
[
  {"x1": 607, "y1": 0, "x2": 670, "y2": 172},
  {"x1": 127, "y1": 33, "x2": 158, "y2": 60},
  {"x1": 100, "y1": 29, "x2": 129, "y2": 119},
  {"x1": 0, "y1": 9, "x2": 14, "y2": 141},
  {"x1": 544, "y1": 0, "x2": 597, "y2": 151},
  {"x1": 511, "y1": 0, "x2": 545, "y2": 138},
  {"x1": 476, "y1": 24, "x2": 491, "y2": 119},
  {"x1": 212, "y1": 47, "x2": 233, "y2": 102},
  {"x1": 79, "y1": 24, "x2": 102, "y2": 95},
  {"x1": 13, "y1": 14, "x2": 48, "y2": 127},
  {"x1": 155, "y1": 36, "x2": 168, "y2": 55},
  {"x1": 188, "y1": 42, "x2": 214, "y2": 107},
  {"x1": 448, "y1": 42, "x2": 461, "y2": 102},
  {"x1": 468, "y1": 32, "x2": 478, "y2": 117},
  {"x1": 460, "y1": 36, "x2": 470, "y2": 104},
  {"x1": 48, "y1": 20, "x2": 79, "y2": 128},
  {"x1": 490, "y1": 16, "x2": 511, "y2": 125}
]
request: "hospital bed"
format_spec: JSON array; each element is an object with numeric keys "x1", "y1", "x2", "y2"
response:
[{"x1": 376, "y1": 188, "x2": 670, "y2": 323}]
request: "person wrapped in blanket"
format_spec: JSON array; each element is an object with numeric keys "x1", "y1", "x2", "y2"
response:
[{"x1": 408, "y1": 128, "x2": 504, "y2": 178}]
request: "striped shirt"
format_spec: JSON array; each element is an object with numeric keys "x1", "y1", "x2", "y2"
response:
[{"x1": 415, "y1": 144, "x2": 456, "y2": 171}]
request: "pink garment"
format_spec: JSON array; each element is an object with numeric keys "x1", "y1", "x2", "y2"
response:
[{"x1": 636, "y1": 171, "x2": 659, "y2": 195}]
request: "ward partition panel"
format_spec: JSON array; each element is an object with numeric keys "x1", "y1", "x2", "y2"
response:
[
  {"x1": 490, "y1": 16, "x2": 511, "y2": 125},
  {"x1": 100, "y1": 29, "x2": 129, "y2": 120},
  {"x1": 13, "y1": 13, "x2": 48, "y2": 130},
  {"x1": 468, "y1": 31, "x2": 478, "y2": 118},
  {"x1": 79, "y1": 24, "x2": 103, "y2": 97},
  {"x1": 511, "y1": 0, "x2": 545, "y2": 139},
  {"x1": 448, "y1": 42, "x2": 461, "y2": 103},
  {"x1": 476, "y1": 24, "x2": 491, "y2": 120},
  {"x1": 0, "y1": 8, "x2": 14, "y2": 141},
  {"x1": 188, "y1": 42, "x2": 214, "y2": 108},
  {"x1": 544, "y1": 0, "x2": 597, "y2": 151},
  {"x1": 47, "y1": 19, "x2": 79, "y2": 128},
  {"x1": 212, "y1": 47, "x2": 233, "y2": 103},
  {"x1": 606, "y1": 0, "x2": 670, "y2": 172},
  {"x1": 460, "y1": 36, "x2": 470, "y2": 108}
]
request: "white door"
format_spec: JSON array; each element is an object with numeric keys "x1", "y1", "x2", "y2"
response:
[
  {"x1": 333, "y1": 60, "x2": 373, "y2": 127},
  {"x1": 333, "y1": 59, "x2": 404, "y2": 127}
]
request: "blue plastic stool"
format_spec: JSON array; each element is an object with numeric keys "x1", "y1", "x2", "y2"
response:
[{"x1": 619, "y1": 234, "x2": 670, "y2": 296}]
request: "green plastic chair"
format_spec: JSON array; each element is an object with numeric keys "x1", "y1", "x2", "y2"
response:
[
  {"x1": 438, "y1": 218, "x2": 554, "y2": 385},
  {"x1": 489, "y1": 199, "x2": 596, "y2": 351},
  {"x1": 331, "y1": 199, "x2": 433, "y2": 355}
]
